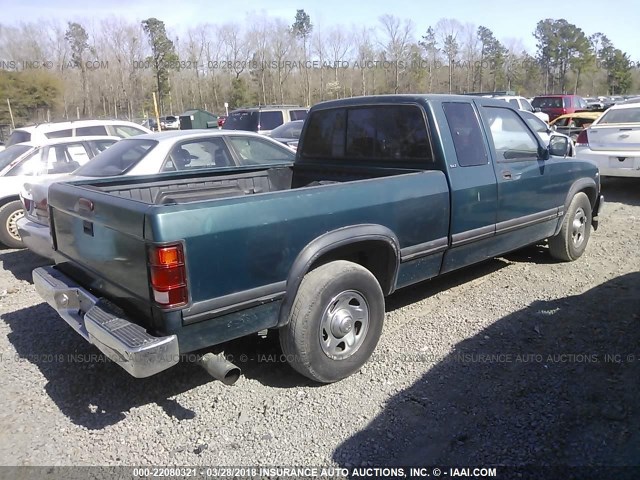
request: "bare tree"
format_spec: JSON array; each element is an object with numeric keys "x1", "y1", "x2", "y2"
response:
[
  {"x1": 327, "y1": 25, "x2": 352, "y2": 98},
  {"x1": 435, "y1": 18, "x2": 462, "y2": 93},
  {"x1": 378, "y1": 14, "x2": 414, "y2": 93},
  {"x1": 271, "y1": 19, "x2": 295, "y2": 104}
]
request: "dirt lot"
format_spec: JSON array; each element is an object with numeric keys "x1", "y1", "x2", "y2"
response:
[{"x1": 0, "y1": 178, "x2": 638, "y2": 469}]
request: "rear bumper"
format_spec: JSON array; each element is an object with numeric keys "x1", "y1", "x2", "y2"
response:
[
  {"x1": 17, "y1": 217, "x2": 54, "y2": 260},
  {"x1": 575, "y1": 148, "x2": 640, "y2": 178},
  {"x1": 33, "y1": 266, "x2": 179, "y2": 378}
]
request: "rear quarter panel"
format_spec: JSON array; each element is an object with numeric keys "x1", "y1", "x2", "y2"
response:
[{"x1": 145, "y1": 171, "x2": 450, "y2": 304}]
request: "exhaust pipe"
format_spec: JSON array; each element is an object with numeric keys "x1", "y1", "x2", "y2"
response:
[{"x1": 198, "y1": 353, "x2": 241, "y2": 385}]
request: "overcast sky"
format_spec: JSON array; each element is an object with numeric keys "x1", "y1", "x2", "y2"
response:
[{"x1": 3, "y1": 0, "x2": 639, "y2": 61}]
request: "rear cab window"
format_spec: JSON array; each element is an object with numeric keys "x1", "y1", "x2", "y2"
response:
[{"x1": 301, "y1": 104, "x2": 432, "y2": 167}]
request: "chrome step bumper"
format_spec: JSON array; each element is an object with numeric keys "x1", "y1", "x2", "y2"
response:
[{"x1": 33, "y1": 266, "x2": 179, "y2": 378}]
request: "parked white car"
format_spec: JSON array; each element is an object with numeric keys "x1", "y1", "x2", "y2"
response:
[
  {"x1": 4, "y1": 119, "x2": 151, "y2": 149},
  {"x1": 575, "y1": 102, "x2": 640, "y2": 177},
  {"x1": 18, "y1": 130, "x2": 296, "y2": 258},
  {"x1": 0, "y1": 136, "x2": 119, "y2": 248}
]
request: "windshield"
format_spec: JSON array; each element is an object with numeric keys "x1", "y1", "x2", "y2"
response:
[
  {"x1": 5, "y1": 130, "x2": 32, "y2": 147},
  {"x1": 74, "y1": 139, "x2": 158, "y2": 176},
  {"x1": 269, "y1": 121, "x2": 304, "y2": 139},
  {"x1": 597, "y1": 107, "x2": 640, "y2": 124},
  {"x1": 222, "y1": 111, "x2": 259, "y2": 131},
  {"x1": 0, "y1": 144, "x2": 32, "y2": 172}
]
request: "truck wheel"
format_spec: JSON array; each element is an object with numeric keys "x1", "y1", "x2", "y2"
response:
[
  {"x1": 0, "y1": 201, "x2": 25, "y2": 249},
  {"x1": 548, "y1": 192, "x2": 592, "y2": 262},
  {"x1": 279, "y1": 260, "x2": 385, "y2": 383}
]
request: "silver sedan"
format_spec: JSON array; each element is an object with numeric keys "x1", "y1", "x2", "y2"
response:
[{"x1": 18, "y1": 130, "x2": 296, "y2": 258}]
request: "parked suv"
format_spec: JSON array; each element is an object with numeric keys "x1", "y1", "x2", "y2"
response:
[
  {"x1": 160, "y1": 116, "x2": 180, "y2": 130},
  {"x1": 5, "y1": 119, "x2": 152, "y2": 148},
  {"x1": 491, "y1": 95, "x2": 550, "y2": 123},
  {"x1": 222, "y1": 105, "x2": 308, "y2": 135},
  {"x1": 531, "y1": 95, "x2": 589, "y2": 122}
]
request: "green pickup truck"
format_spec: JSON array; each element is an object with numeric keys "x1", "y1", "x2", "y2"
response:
[{"x1": 33, "y1": 94, "x2": 604, "y2": 384}]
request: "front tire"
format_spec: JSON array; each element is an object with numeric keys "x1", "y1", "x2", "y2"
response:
[
  {"x1": 548, "y1": 192, "x2": 592, "y2": 262},
  {"x1": 0, "y1": 200, "x2": 25, "y2": 249},
  {"x1": 279, "y1": 260, "x2": 385, "y2": 383}
]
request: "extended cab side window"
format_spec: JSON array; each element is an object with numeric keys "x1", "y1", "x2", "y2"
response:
[
  {"x1": 484, "y1": 107, "x2": 540, "y2": 161},
  {"x1": 442, "y1": 102, "x2": 488, "y2": 167}
]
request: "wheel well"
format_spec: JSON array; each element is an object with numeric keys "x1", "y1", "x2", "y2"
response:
[
  {"x1": 0, "y1": 196, "x2": 20, "y2": 208},
  {"x1": 579, "y1": 187, "x2": 597, "y2": 208},
  {"x1": 307, "y1": 240, "x2": 397, "y2": 295}
]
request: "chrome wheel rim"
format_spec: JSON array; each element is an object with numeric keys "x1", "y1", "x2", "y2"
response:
[
  {"x1": 571, "y1": 207, "x2": 587, "y2": 248},
  {"x1": 6, "y1": 208, "x2": 23, "y2": 242},
  {"x1": 319, "y1": 290, "x2": 369, "y2": 360}
]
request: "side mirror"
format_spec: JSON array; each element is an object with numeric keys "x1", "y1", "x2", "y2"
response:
[{"x1": 548, "y1": 135, "x2": 570, "y2": 158}]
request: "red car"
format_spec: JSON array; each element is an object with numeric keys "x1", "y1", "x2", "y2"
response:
[
  {"x1": 217, "y1": 115, "x2": 227, "y2": 128},
  {"x1": 531, "y1": 95, "x2": 589, "y2": 122}
]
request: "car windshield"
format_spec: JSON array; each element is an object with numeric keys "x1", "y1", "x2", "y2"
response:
[
  {"x1": 74, "y1": 138, "x2": 158, "y2": 176},
  {"x1": 222, "y1": 111, "x2": 259, "y2": 131},
  {"x1": 597, "y1": 108, "x2": 640, "y2": 124},
  {"x1": 269, "y1": 121, "x2": 304, "y2": 139},
  {"x1": 0, "y1": 144, "x2": 33, "y2": 172}
]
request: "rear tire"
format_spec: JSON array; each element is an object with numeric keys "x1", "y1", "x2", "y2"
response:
[
  {"x1": 548, "y1": 192, "x2": 591, "y2": 262},
  {"x1": 0, "y1": 200, "x2": 25, "y2": 249},
  {"x1": 279, "y1": 260, "x2": 385, "y2": 383}
]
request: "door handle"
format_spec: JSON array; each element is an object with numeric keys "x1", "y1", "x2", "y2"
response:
[{"x1": 502, "y1": 171, "x2": 512, "y2": 180}]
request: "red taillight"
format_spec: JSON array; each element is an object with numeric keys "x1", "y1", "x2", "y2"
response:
[
  {"x1": 35, "y1": 198, "x2": 49, "y2": 219},
  {"x1": 148, "y1": 244, "x2": 188, "y2": 308},
  {"x1": 575, "y1": 130, "x2": 588, "y2": 146}
]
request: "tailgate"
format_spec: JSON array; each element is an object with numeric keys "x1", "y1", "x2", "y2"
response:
[
  {"x1": 587, "y1": 125, "x2": 640, "y2": 151},
  {"x1": 48, "y1": 181, "x2": 153, "y2": 310}
]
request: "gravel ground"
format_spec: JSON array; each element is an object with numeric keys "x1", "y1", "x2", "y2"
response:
[{"x1": 0, "y1": 178, "x2": 638, "y2": 470}]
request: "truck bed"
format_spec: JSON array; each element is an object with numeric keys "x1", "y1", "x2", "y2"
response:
[
  {"x1": 48, "y1": 163, "x2": 445, "y2": 336},
  {"x1": 77, "y1": 163, "x2": 424, "y2": 205}
]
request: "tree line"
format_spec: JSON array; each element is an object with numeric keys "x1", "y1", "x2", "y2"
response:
[{"x1": 0, "y1": 12, "x2": 637, "y2": 127}]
